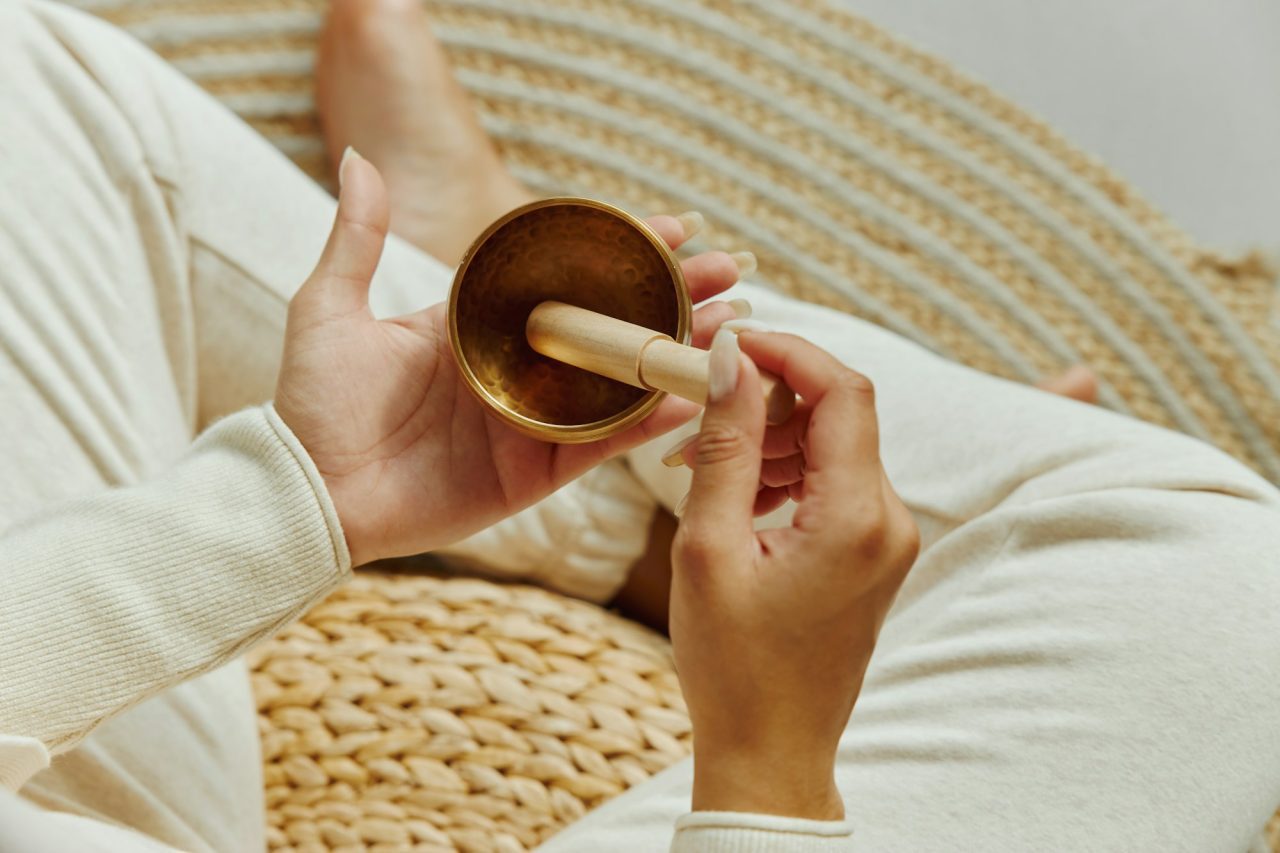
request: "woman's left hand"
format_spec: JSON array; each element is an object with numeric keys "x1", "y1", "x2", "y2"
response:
[
  {"x1": 275, "y1": 152, "x2": 740, "y2": 566},
  {"x1": 668, "y1": 330, "x2": 920, "y2": 820}
]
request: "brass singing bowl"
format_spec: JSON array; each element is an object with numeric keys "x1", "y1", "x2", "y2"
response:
[{"x1": 447, "y1": 197, "x2": 692, "y2": 443}]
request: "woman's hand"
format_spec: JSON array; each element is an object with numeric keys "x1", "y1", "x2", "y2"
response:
[
  {"x1": 669, "y1": 329, "x2": 920, "y2": 820},
  {"x1": 275, "y1": 151, "x2": 741, "y2": 566}
]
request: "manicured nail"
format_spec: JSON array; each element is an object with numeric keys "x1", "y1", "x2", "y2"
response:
[
  {"x1": 661, "y1": 434, "x2": 697, "y2": 468},
  {"x1": 728, "y1": 298, "x2": 752, "y2": 319},
  {"x1": 719, "y1": 318, "x2": 770, "y2": 334},
  {"x1": 676, "y1": 211, "x2": 705, "y2": 240},
  {"x1": 674, "y1": 491, "x2": 690, "y2": 519},
  {"x1": 730, "y1": 251, "x2": 757, "y2": 279},
  {"x1": 708, "y1": 327, "x2": 740, "y2": 402},
  {"x1": 338, "y1": 145, "x2": 360, "y2": 189}
]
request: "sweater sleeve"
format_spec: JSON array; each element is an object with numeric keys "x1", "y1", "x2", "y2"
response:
[
  {"x1": 0, "y1": 404, "x2": 350, "y2": 777},
  {"x1": 671, "y1": 812, "x2": 855, "y2": 851}
]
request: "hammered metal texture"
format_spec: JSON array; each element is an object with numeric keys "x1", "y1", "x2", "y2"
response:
[{"x1": 453, "y1": 203, "x2": 682, "y2": 431}]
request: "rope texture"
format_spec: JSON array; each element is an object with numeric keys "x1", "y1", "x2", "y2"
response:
[{"x1": 252, "y1": 573, "x2": 688, "y2": 851}]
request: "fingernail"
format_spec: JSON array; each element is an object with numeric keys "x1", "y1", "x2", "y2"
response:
[
  {"x1": 674, "y1": 491, "x2": 690, "y2": 519},
  {"x1": 728, "y1": 298, "x2": 752, "y2": 319},
  {"x1": 661, "y1": 434, "x2": 697, "y2": 468},
  {"x1": 708, "y1": 327, "x2": 740, "y2": 402},
  {"x1": 730, "y1": 251, "x2": 757, "y2": 279},
  {"x1": 676, "y1": 211, "x2": 705, "y2": 240},
  {"x1": 719, "y1": 318, "x2": 770, "y2": 334},
  {"x1": 338, "y1": 145, "x2": 361, "y2": 189}
]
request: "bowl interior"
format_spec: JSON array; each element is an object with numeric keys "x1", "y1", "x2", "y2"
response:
[{"x1": 451, "y1": 201, "x2": 685, "y2": 438}]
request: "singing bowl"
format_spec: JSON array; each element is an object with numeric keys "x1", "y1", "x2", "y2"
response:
[{"x1": 447, "y1": 198, "x2": 692, "y2": 443}]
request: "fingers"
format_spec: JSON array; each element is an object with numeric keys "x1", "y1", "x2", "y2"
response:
[
  {"x1": 675, "y1": 329, "x2": 766, "y2": 570},
  {"x1": 644, "y1": 213, "x2": 692, "y2": 250},
  {"x1": 739, "y1": 332, "x2": 858, "y2": 403},
  {"x1": 754, "y1": 485, "x2": 791, "y2": 517},
  {"x1": 762, "y1": 403, "x2": 812, "y2": 459},
  {"x1": 738, "y1": 332, "x2": 882, "y2": 497},
  {"x1": 645, "y1": 211, "x2": 755, "y2": 305},
  {"x1": 646, "y1": 211, "x2": 706, "y2": 252},
  {"x1": 294, "y1": 148, "x2": 389, "y2": 320},
  {"x1": 564, "y1": 392, "x2": 701, "y2": 478},
  {"x1": 760, "y1": 454, "x2": 805, "y2": 488},
  {"x1": 691, "y1": 301, "x2": 738, "y2": 348},
  {"x1": 681, "y1": 251, "x2": 740, "y2": 304}
]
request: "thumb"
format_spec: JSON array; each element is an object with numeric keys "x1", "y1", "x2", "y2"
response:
[
  {"x1": 294, "y1": 147, "x2": 389, "y2": 320},
  {"x1": 678, "y1": 329, "x2": 766, "y2": 563}
]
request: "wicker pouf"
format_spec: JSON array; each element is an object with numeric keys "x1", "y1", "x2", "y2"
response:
[{"x1": 250, "y1": 573, "x2": 690, "y2": 852}]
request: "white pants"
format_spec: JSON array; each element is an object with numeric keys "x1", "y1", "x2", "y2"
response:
[{"x1": 3, "y1": 2, "x2": 1280, "y2": 852}]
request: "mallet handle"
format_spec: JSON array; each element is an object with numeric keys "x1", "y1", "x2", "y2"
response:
[{"x1": 526, "y1": 301, "x2": 796, "y2": 424}]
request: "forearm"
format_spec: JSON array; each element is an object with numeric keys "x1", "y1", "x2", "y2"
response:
[{"x1": 0, "y1": 405, "x2": 349, "y2": 759}]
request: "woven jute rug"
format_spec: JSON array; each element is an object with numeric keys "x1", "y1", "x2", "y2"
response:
[{"x1": 67, "y1": 0, "x2": 1280, "y2": 850}]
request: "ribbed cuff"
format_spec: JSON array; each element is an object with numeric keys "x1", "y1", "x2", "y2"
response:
[
  {"x1": 0, "y1": 405, "x2": 350, "y2": 754},
  {"x1": 437, "y1": 459, "x2": 657, "y2": 603},
  {"x1": 263, "y1": 403, "x2": 351, "y2": 574},
  {"x1": 672, "y1": 812, "x2": 855, "y2": 852}
]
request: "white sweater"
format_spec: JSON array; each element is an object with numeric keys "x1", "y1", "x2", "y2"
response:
[{"x1": 0, "y1": 405, "x2": 852, "y2": 851}]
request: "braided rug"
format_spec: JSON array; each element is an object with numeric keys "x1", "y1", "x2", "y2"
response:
[{"x1": 66, "y1": 0, "x2": 1280, "y2": 850}]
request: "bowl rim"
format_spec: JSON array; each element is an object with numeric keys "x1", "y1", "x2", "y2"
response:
[{"x1": 446, "y1": 196, "x2": 693, "y2": 444}]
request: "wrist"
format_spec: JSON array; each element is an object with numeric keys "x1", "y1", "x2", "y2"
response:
[
  {"x1": 692, "y1": 745, "x2": 843, "y2": 821},
  {"x1": 323, "y1": 477, "x2": 375, "y2": 568}
]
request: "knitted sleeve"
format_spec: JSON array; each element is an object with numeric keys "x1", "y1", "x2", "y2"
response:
[{"x1": 0, "y1": 404, "x2": 349, "y2": 781}]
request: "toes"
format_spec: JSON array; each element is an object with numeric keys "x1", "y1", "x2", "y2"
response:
[
  {"x1": 1036, "y1": 365, "x2": 1099, "y2": 404},
  {"x1": 327, "y1": 0, "x2": 425, "y2": 35}
]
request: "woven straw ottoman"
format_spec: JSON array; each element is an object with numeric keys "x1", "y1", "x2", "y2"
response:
[
  {"x1": 250, "y1": 570, "x2": 689, "y2": 850},
  {"x1": 71, "y1": 0, "x2": 1280, "y2": 849}
]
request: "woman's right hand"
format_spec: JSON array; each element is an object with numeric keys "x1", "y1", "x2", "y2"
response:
[{"x1": 668, "y1": 329, "x2": 919, "y2": 820}]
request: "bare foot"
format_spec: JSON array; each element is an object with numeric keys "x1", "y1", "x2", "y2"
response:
[
  {"x1": 316, "y1": 0, "x2": 533, "y2": 265},
  {"x1": 1036, "y1": 365, "x2": 1099, "y2": 404}
]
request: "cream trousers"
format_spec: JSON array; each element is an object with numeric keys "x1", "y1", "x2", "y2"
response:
[{"x1": 3, "y1": 2, "x2": 1280, "y2": 851}]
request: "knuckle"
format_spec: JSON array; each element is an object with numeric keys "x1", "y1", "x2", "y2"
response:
[
  {"x1": 835, "y1": 499, "x2": 891, "y2": 557},
  {"x1": 336, "y1": 210, "x2": 388, "y2": 240},
  {"x1": 772, "y1": 331, "x2": 809, "y2": 349},
  {"x1": 848, "y1": 515, "x2": 889, "y2": 562},
  {"x1": 693, "y1": 423, "x2": 754, "y2": 466},
  {"x1": 842, "y1": 502, "x2": 920, "y2": 575},
  {"x1": 672, "y1": 525, "x2": 722, "y2": 572},
  {"x1": 838, "y1": 370, "x2": 876, "y2": 401}
]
